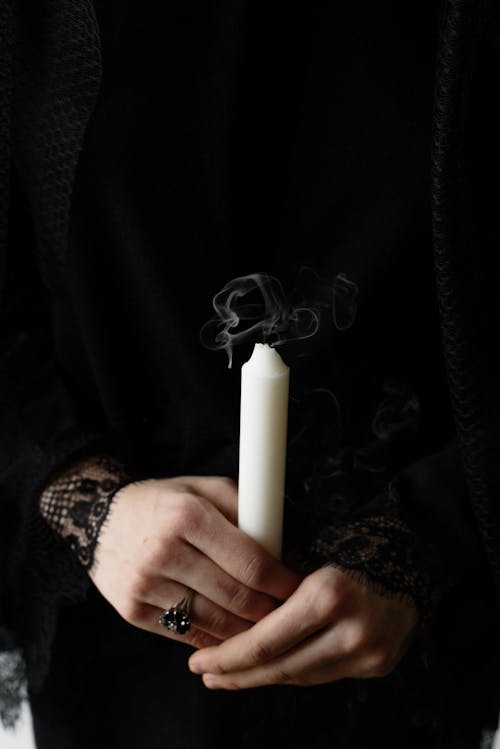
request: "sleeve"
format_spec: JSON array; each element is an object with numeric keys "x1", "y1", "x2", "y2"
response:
[
  {"x1": 296, "y1": 435, "x2": 500, "y2": 739},
  {"x1": 290, "y1": 437, "x2": 491, "y2": 626},
  {"x1": 0, "y1": 176, "x2": 141, "y2": 728},
  {"x1": 38, "y1": 452, "x2": 137, "y2": 571}
]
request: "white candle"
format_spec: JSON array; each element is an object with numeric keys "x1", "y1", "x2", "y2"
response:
[{"x1": 238, "y1": 343, "x2": 290, "y2": 559}]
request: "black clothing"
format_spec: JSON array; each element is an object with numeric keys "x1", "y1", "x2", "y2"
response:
[
  {"x1": 1, "y1": 0, "x2": 500, "y2": 746},
  {"x1": 26, "y1": 582, "x2": 492, "y2": 749}
]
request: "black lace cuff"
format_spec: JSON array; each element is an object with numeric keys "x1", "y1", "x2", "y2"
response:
[
  {"x1": 38, "y1": 453, "x2": 135, "y2": 571},
  {"x1": 302, "y1": 482, "x2": 442, "y2": 624}
]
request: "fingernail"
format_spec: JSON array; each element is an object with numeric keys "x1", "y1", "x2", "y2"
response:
[{"x1": 203, "y1": 674, "x2": 219, "y2": 689}]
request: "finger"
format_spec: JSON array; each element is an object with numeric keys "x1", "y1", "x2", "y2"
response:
[
  {"x1": 188, "y1": 574, "x2": 333, "y2": 675},
  {"x1": 178, "y1": 476, "x2": 238, "y2": 523},
  {"x1": 141, "y1": 578, "x2": 253, "y2": 640},
  {"x1": 119, "y1": 599, "x2": 223, "y2": 650},
  {"x1": 202, "y1": 652, "x2": 357, "y2": 690},
  {"x1": 200, "y1": 624, "x2": 359, "y2": 689},
  {"x1": 185, "y1": 500, "x2": 303, "y2": 601},
  {"x1": 158, "y1": 540, "x2": 282, "y2": 622}
]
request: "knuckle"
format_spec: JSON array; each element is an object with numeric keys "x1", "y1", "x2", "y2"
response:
[
  {"x1": 241, "y1": 554, "x2": 267, "y2": 588},
  {"x1": 269, "y1": 666, "x2": 292, "y2": 685},
  {"x1": 120, "y1": 598, "x2": 145, "y2": 625},
  {"x1": 128, "y1": 572, "x2": 150, "y2": 600},
  {"x1": 205, "y1": 608, "x2": 229, "y2": 638},
  {"x1": 226, "y1": 585, "x2": 253, "y2": 617},
  {"x1": 142, "y1": 537, "x2": 169, "y2": 569},
  {"x1": 313, "y1": 580, "x2": 340, "y2": 622},
  {"x1": 248, "y1": 638, "x2": 273, "y2": 665},
  {"x1": 346, "y1": 623, "x2": 373, "y2": 653},
  {"x1": 366, "y1": 647, "x2": 396, "y2": 678},
  {"x1": 221, "y1": 678, "x2": 241, "y2": 691},
  {"x1": 169, "y1": 494, "x2": 202, "y2": 535},
  {"x1": 325, "y1": 566, "x2": 356, "y2": 601}
]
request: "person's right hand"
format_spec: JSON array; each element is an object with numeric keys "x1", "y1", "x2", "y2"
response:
[{"x1": 89, "y1": 475, "x2": 302, "y2": 649}]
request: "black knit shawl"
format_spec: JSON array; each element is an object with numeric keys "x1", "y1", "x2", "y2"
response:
[
  {"x1": 431, "y1": 0, "x2": 500, "y2": 602},
  {"x1": 0, "y1": 0, "x2": 105, "y2": 726},
  {"x1": 1, "y1": 0, "x2": 500, "y2": 732}
]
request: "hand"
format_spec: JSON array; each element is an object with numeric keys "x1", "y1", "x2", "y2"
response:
[
  {"x1": 89, "y1": 475, "x2": 302, "y2": 649},
  {"x1": 187, "y1": 564, "x2": 419, "y2": 688}
]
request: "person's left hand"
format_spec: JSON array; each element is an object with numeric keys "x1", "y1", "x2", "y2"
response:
[{"x1": 187, "y1": 564, "x2": 419, "y2": 689}]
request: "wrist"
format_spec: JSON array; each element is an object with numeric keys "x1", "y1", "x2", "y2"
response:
[{"x1": 39, "y1": 453, "x2": 136, "y2": 570}]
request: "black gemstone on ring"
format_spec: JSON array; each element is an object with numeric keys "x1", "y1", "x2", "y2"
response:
[{"x1": 159, "y1": 606, "x2": 191, "y2": 635}]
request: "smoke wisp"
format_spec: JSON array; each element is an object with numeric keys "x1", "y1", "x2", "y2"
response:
[
  {"x1": 200, "y1": 272, "x2": 320, "y2": 368},
  {"x1": 201, "y1": 270, "x2": 359, "y2": 367},
  {"x1": 332, "y1": 272, "x2": 359, "y2": 331}
]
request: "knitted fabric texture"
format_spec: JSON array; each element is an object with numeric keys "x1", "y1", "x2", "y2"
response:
[
  {"x1": 10, "y1": 0, "x2": 102, "y2": 295},
  {"x1": 431, "y1": 0, "x2": 500, "y2": 605}
]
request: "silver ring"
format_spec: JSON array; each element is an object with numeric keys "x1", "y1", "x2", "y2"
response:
[{"x1": 158, "y1": 591, "x2": 193, "y2": 635}]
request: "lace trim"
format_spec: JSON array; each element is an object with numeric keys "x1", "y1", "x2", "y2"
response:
[
  {"x1": 303, "y1": 485, "x2": 442, "y2": 624},
  {"x1": 38, "y1": 454, "x2": 134, "y2": 570}
]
